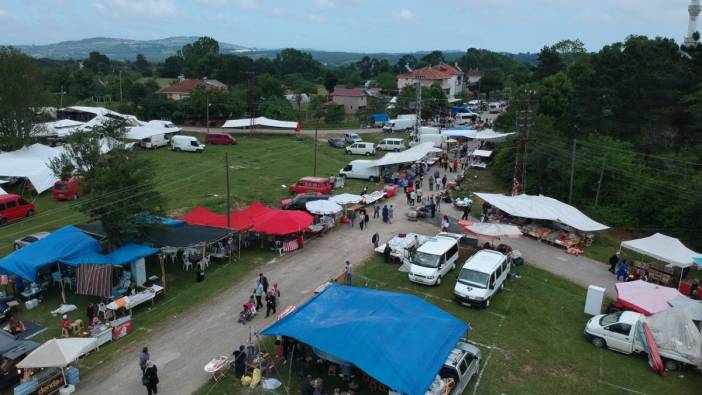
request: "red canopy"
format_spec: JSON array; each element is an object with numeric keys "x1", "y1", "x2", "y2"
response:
[
  {"x1": 181, "y1": 203, "x2": 277, "y2": 231},
  {"x1": 180, "y1": 206, "x2": 228, "y2": 228},
  {"x1": 253, "y1": 210, "x2": 313, "y2": 235}
]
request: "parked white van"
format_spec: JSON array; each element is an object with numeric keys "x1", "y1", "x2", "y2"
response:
[
  {"x1": 140, "y1": 133, "x2": 168, "y2": 149},
  {"x1": 455, "y1": 112, "x2": 479, "y2": 125},
  {"x1": 382, "y1": 118, "x2": 414, "y2": 133},
  {"x1": 339, "y1": 160, "x2": 381, "y2": 181},
  {"x1": 345, "y1": 142, "x2": 375, "y2": 156},
  {"x1": 377, "y1": 138, "x2": 406, "y2": 152},
  {"x1": 408, "y1": 233, "x2": 461, "y2": 286},
  {"x1": 454, "y1": 249, "x2": 510, "y2": 308},
  {"x1": 344, "y1": 132, "x2": 362, "y2": 144},
  {"x1": 171, "y1": 135, "x2": 205, "y2": 153}
]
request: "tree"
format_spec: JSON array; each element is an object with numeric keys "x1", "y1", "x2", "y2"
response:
[
  {"x1": 0, "y1": 47, "x2": 47, "y2": 150},
  {"x1": 181, "y1": 37, "x2": 220, "y2": 77},
  {"x1": 83, "y1": 51, "x2": 111, "y2": 74},
  {"x1": 323, "y1": 104, "x2": 344, "y2": 124},
  {"x1": 420, "y1": 50, "x2": 445, "y2": 66},
  {"x1": 135, "y1": 54, "x2": 151, "y2": 76},
  {"x1": 324, "y1": 71, "x2": 338, "y2": 94},
  {"x1": 376, "y1": 72, "x2": 397, "y2": 92},
  {"x1": 273, "y1": 48, "x2": 321, "y2": 79},
  {"x1": 534, "y1": 46, "x2": 564, "y2": 80},
  {"x1": 395, "y1": 54, "x2": 417, "y2": 73},
  {"x1": 159, "y1": 56, "x2": 183, "y2": 78},
  {"x1": 551, "y1": 39, "x2": 586, "y2": 65},
  {"x1": 258, "y1": 96, "x2": 296, "y2": 120},
  {"x1": 255, "y1": 74, "x2": 284, "y2": 98},
  {"x1": 424, "y1": 83, "x2": 448, "y2": 118}
]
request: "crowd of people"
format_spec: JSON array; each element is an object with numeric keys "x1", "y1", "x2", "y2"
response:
[{"x1": 239, "y1": 272, "x2": 282, "y2": 324}]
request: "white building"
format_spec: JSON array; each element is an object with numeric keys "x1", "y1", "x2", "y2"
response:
[
  {"x1": 397, "y1": 63, "x2": 465, "y2": 99},
  {"x1": 685, "y1": 0, "x2": 701, "y2": 46}
]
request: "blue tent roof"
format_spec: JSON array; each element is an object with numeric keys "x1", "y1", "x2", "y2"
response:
[
  {"x1": 261, "y1": 285, "x2": 469, "y2": 395},
  {"x1": 370, "y1": 113, "x2": 390, "y2": 122},
  {"x1": 61, "y1": 243, "x2": 159, "y2": 266},
  {"x1": 0, "y1": 225, "x2": 101, "y2": 281},
  {"x1": 694, "y1": 256, "x2": 701, "y2": 266}
]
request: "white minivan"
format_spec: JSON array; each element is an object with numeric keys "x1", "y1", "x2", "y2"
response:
[
  {"x1": 339, "y1": 160, "x2": 381, "y2": 182},
  {"x1": 140, "y1": 133, "x2": 168, "y2": 149},
  {"x1": 408, "y1": 233, "x2": 461, "y2": 286},
  {"x1": 171, "y1": 135, "x2": 205, "y2": 153},
  {"x1": 344, "y1": 132, "x2": 362, "y2": 144},
  {"x1": 454, "y1": 249, "x2": 510, "y2": 308},
  {"x1": 345, "y1": 142, "x2": 375, "y2": 156},
  {"x1": 377, "y1": 138, "x2": 406, "y2": 152}
]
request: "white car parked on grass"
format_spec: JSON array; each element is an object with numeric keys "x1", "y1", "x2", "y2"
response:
[
  {"x1": 453, "y1": 249, "x2": 510, "y2": 308},
  {"x1": 408, "y1": 233, "x2": 461, "y2": 286},
  {"x1": 345, "y1": 142, "x2": 376, "y2": 156}
]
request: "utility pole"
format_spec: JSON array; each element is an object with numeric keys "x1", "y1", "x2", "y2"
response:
[
  {"x1": 414, "y1": 76, "x2": 423, "y2": 142},
  {"x1": 313, "y1": 128, "x2": 318, "y2": 176},
  {"x1": 206, "y1": 94, "x2": 210, "y2": 134},
  {"x1": 59, "y1": 85, "x2": 65, "y2": 108},
  {"x1": 568, "y1": 139, "x2": 577, "y2": 204},
  {"x1": 119, "y1": 70, "x2": 123, "y2": 102},
  {"x1": 594, "y1": 156, "x2": 606, "y2": 208},
  {"x1": 225, "y1": 152, "x2": 232, "y2": 264},
  {"x1": 512, "y1": 90, "x2": 533, "y2": 195}
]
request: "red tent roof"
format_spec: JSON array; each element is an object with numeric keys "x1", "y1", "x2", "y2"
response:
[
  {"x1": 181, "y1": 202, "x2": 277, "y2": 231},
  {"x1": 231, "y1": 202, "x2": 275, "y2": 231},
  {"x1": 253, "y1": 210, "x2": 313, "y2": 235},
  {"x1": 180, "y1": 206, "x2": 228, "y2": 229}
]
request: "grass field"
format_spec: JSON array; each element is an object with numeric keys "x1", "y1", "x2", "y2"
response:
[{"x1": 195, "y1": 254, "x2": 702, "y2": 395}]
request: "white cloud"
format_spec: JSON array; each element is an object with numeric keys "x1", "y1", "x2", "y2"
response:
[
  {"x1": 94, "y1": 0, "x2": 176, "y2": 18},
  {"x1": 233, "y1": 0, "x2": 258, "y2": 11},
  {"x1": 393, "y1": 8, "x2": 414, "y2": 21},
  {"x1": 306, "y1": 13, "x2": 327, "y2": 23}
]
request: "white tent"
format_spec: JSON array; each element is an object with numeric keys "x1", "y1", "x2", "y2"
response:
[
  {"x1": 471, "y1": 149, "x2": 492, "y2": 158},
  {"x1": 17, "y1": 338, "x2": 96, "y2": 368},
  {"x1": 222, "y1": 117, "x2": 298, "y2": 129},
  {"x1": 0, "y1": 144, "x2": 64, "y2": 193},
  {"x1": 371, "y1": 143, "x2": 441, "y2": 167},
  {"x1": 125, "y1": 126, "x2": 169, "y2": 140},
  {"x1": 474, "y1": 193, "x2": 609, "y2": 232},
  {"x1": 620, "y1": 233, "x2": 699, "y2": 268},
  {"x1": 330, "y1": 193, "x2": 362, "y2": 205},
  {"x1": 306, "y1": 200, "x2": 342, "y2": 215},
  {"x1": 442, "y1": 128, "x2": 515, "y2": 142},
  {"x1": 143, "y1": 120, "x2": 181, "y2": 133}
]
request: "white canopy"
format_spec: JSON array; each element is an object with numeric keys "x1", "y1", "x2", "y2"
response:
[
  {"x1": 0, "y1": 186, "x2": 6, "y2": 195},
  {"x1": 464, "y1": 222, "x2": 522, "y2": 239},
  {"x1": 371, "y1": 143, "x2": 441, "y2": 167},
  {"x1": 472, "y1": 149, "x2": 492, "y2": 158},
  {"x1": 474, "y1": 193, "x2": 609, "y2": 232},
  {"x1": 222, "y1": 117, "x2": 298, "y2": 129},
  {"x1": 17, "y1": 337, "x2": 96, "y2": 368},
  {"x1": 0, "y1": 144, "x2": 64, "y2": 193},
  {"x1": 330, "y1": 193, "x2": 362, "y2": 205},
  {"x1": 143, "y1": 120, "x2": 181, "y2": 133},
  {"x1": 125, "y1": 126, "x2": 168, "y2": 140},
  {"x1": 620, "y1": 233, "x2": 699, "y2": 268},
  {"x1": 306, "y1": 200, "x2": 342, "y2": 215},
  {"x1": 442, "y1": 129, "x2": 515, "y2": 142}
]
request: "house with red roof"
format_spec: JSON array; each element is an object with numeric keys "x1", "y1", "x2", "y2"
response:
[
  {"x1": 330, "y1": 88, "x2": 368, "y2": 114},
  {"x1": 159, "y1": 78, "x2": 228, "y2": 101},
  {"x1": 397, "y1": 63, "x2": 466, "y2": 98}
]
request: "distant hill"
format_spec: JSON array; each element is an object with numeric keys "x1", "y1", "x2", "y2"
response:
[{"x1": 8, "y1": 36, "x2": 538, "y2": 66}]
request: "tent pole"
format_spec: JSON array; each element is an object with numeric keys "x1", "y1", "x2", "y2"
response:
[
  {"x1": 57, "y1": 263, "x2": 66, "y2": 304},
  {"x1": 159, "y1": 255, "x2": 166, "y2": 292},
  {"x1": 61, "y1": 367, "x2": 67, "y2": 387}
]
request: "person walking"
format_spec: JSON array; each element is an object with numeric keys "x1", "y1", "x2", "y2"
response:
[
  {"x1": 266, "y1": 289, "x2": 277, "y2": 318},
  {"x1": 429, "y1": 196, "x2": 436, "y2": 218},
  {"x1": 435, "y1": 177, "x2": 442, "y2": 191},
  {"x1": 364, "y1": 212, "x2": 370, "y2": 228},
  {"x1": 428, "y1": 177, "x2": 434, "y2": 191},
  {"x1": 462, "y1": 205, "x2": 470, "y2": 220},
  {"x1": 373, "y1": 204, "x2": 380, "y2": 219},
  {"x1": 441, "y1": 215, "x2": 450, "y2": 232},
  {"x1": 416, "y1": 188, "x2": 423, "y2": 205},
  {"x1": 345, "y1": 261, "x2": 352, "y2": 285},
  {"x1": 435, "y1": 195, "x2": 441, "y2": 212},
  {"x1": 382, "y1": 205, "x2": 389, "y2": 223},
  {"x1": 359, "y1": 215, "x2": 365, "y2": 230},
  {"x1": 372, "y1": 232, "x2": 380, "y2": 248},
  {"x1": 348, "y1": 210, "x2": 356, "y2": 228},
  {"x1": 254, "y1": 280, "x2": 264, "y2": 310},
  {"x1": 139, "y1": 347, "x2": 150, "y2": 375},
  {"x1": 608, "y1": 252, "x2": 619, "y2": 274},
  {"x1": 142, "y1": 360, "x2": 159, "y2": 395},
  {"x1": 259, "y1": 273, "x2": 269, "y2": 293},
  {"x1": 441, "y1": 175, "x2": 447, "y2": 189},
  {"x1": 410, "y1": 190, "x2": 417, "y2": 206},
  {"x1": 616, "y1": 260, "x2": 629, "y2": 281},
  {"x1": 389, "y1": 205, "x2": 394, "y2": 224}
]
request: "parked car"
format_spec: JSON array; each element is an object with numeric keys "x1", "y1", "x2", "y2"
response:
[
  {"x1": 139, "y1": 133, "x2": 168, "y2": 149},
  {"x1": 205, "y1": 132, "x2": 237, "y2": 145},
  {"x1": 327, "y1": 138, "x2": 346, "y2": 148},
  {"x1": 453, "y1": 249, "x2": 510, "y2": 308},
  {"x1": 345, "y1": 142, "x2": 376, "y2": 156},
  {"x1": 0, "y1": 302, "x2": 10, "y2": 322},
  {"x1": 382, "y1": 118, "x2": 414, "y2": 133},
  {"x1": 289, "y1": 177, "x2": 335, "y2": 195},
  {"x1": 14, "y1": 231, "x2": 50, "y2": 250},
  {"x1": 344, "y1": 132, "x2": 362, "y2": 144},
  {"x1": 51, "y1": 177, "x2": 82, "y2": 200},
  {"x1": 377, "y1": 138, "x2": 406, "y2": 152},
  {"x1": 0, "y1": 194, "x2": 35, "y2": 226},
  {"x1": 438, "y1": 339, "x2": 481, "y2": 395},
  {"x1": 339, "y1": 160, "x2": 381, "y2": 182},
  {"x1": 171, "y1": 135, "x2": 205, "y2": 153},
  {"x1": 408, "y1": 233, "x2": 461, "y2": 286},
  {"x1": 281, "y1": 193, "x2": 330, "y2": 210}
]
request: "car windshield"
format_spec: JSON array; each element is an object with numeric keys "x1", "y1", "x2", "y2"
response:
[
  {"x1": 413, "y1": 251, "x2": 440, "y2": 268},
  {"x1": 457, "y1": 268, "x2": 489, "y2": 289},
  {"x1": 54, "y1": 182, "x2": 68, "y2": 190},
  {"x1": 599, "y1": 312, "x2": 623, "y2": 326}
]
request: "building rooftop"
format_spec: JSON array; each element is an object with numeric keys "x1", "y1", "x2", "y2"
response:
[
  {"x1": 330, "y1": 88, "x2": 366, "y2": 97},
  {"x1": 159, "y1": 79, "x2": 228, "y2": 94}
]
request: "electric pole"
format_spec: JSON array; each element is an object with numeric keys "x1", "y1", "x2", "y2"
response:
[
  {"x1": 206, "y1": 93, "x2": 210, "y2": 134},
  {"x1": 225, "y1": 152, "x2": 233, "y2": 264},
  {"x1": 414, "y1": 76, "x2": 423, "y2": 142},
  {"x1": 119, "y1": 70, "x2": 123, "y2": 102},
  {"x1": 313, "y1": 128, "x2": 318, "y2": 176},
  {"x1": 594, "y1": 156, "x2": 606, "y2": 208},
  {"x1": 512, "y1": 90, "x2": 533, "y2": 195},
  {"x1": 568, "y1": 139, "x2": 577, "y2": 204}
]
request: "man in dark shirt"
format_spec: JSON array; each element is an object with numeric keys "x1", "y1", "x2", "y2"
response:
[
  {"x1": 233, "y1": 345, "x2": 247, "y2": 378},
  {"x1": 301, "y1": 375, "x2": 314, "y2": 395},
  {"x1": 608, "y1": 252, "x2": 619, "y2": 274}
]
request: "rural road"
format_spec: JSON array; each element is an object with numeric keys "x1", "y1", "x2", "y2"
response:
[
  {"x1": 76, "y1": 192, "x2": 437, "y2": 395},
  {"x1": 179, "y1": 126, "x2": 383, "y2": 137}
]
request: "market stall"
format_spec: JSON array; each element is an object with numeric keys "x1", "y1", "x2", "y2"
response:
[
  {"x1": 253, "y1": 210, "x2": 313, "y2": 253},
  {"x1": 613, "y1": 280, "x2": 685, "y2": 316},
  {"x1": 620, "y1": 233, "x2": 699, "y2": 289}
]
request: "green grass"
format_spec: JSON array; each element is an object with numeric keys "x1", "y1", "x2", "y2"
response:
[{"x1": 195, "y1": 253, "x2": 701, "y2": 395}]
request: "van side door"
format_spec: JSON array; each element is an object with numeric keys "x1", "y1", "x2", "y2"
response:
[{"x1": 5, "y1": 198, "x2": 19, "y2": 221}]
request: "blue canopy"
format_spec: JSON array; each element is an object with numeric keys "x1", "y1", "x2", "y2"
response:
[
  {"x1": 261, "y1": 285, "x2": 469, "y2": 395},
  {"x1": 61, "y1": 243, "x2": 159, "y2": 266},
  {"x1": 694, "y1": 256, "x2": 702, "y2": 266},
  {"x1": 0, "y1": 225, "x2": 101, "y2": 282},
  {"x1": 370, "y1": 113, "x2": 389, "y2": 123},
  {"x1": 135, "y1": 213, "x2": 185, "y2": 228}
]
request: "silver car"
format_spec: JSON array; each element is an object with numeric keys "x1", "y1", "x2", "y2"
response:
[{"x1": 14, "y1": 231, "x2": 50, "y2": 250}]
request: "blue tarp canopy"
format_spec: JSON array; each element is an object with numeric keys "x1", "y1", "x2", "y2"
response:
[
  {"x1": 451, "y1": 106, "x2": 471, "y2": 116},
  {"x1": 0, "y1": 225, "x2": 101, "y2": 282},
  {"x1": 61, "y1": 243, "x2": 158, "y2": 266},
  {"x1": 370, "y1": 113, "x2": 389, "y2": 123},
  {"x1": 261, "y1": 285, "x2": 469, "y2": 395},
  {"x1": 135, "y1": 213, "x2": 185, "y2": 228}
]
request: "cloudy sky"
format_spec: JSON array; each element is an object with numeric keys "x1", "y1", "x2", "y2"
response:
[{"x1": 0, "y1": 0, "x2": 694, "y2": 52}]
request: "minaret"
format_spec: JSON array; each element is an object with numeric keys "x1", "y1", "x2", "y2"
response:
[{"x1": 685, "y1": 0, "x2": 701, "y2": 46}]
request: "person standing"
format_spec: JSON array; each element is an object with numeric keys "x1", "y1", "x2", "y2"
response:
[
  {"x1": 429, "y1": 196, "x2": 436, "y2": 218},
  {"x1": 139, "y1": 347, "x2": 150, "y2": 375},
  {"x1": 266, "y1": 289, "x2": 277, "y2": 318},
  {"x1": 428, "y1": 177, "x2": 434, "y2": 191},
  {"x1": 383, "y1": 244, "x2": 392, "y2": 263},
  {"x1": 348, "y1": 210, "x2": 356, "y2": 228},
  {"x1": 441, "y1": 216, "x2": 450, "y2": 232},
  {"x1": 142, "y1": 360, "x2": 159, "y2": 395},
  {"x1": 259, "y1": 273, "x2": 269, "y2": 294},
  {"x1": 364, "y1": 212, "x2": 370, "y2": 228},
  {"x1": 254, "y1": 281, "x2": 264, "y2": 310},
  {"x1": 616, "y1": 260, "x2": 629, "y2": 281},
  {"x1": 233, "y1": 345, "x2": 247, "y2": 378},
  {"x1": 359, "y1": 215, "x2": 365, "y2": 230},
  {"x1": 388, "y1": 205, "x2": 394, "y2": 224},
  {"x1": 416, "y1": 188, "x2": 423, "y2": 205},
  {"x1": 462, "y1": 205, "x2": 470, "y2": 220},
  {"x1": 608, "y1": 252, "x2": 619, "y2": 274},
  {"x1": 435, "y1": 177, "x2": 442, "y2": 191},
  {"x1": 302, "y1": 375, "x2": 314, "y2": 395},
  {"x1": 382, "y1": 205, "x2": 389, "y2": 223},
  {"x1": 373, "y1": 204, "x2": 380, "y2": 219},
  {"x1": 372, "y1": 232, "x2": 380, "y2": 248},
  {"x1": 410, "y1": 190, "x2": 417, "y2": 206},
  {"x1": 345, "y1": 261, "x2": 352, "y2": 285},
  {"x1": 441, "y1": 175, "x2": 447, "y2": 189},
  {"x1": 86, "y1": 303, "x2": 96, "y2": 324}
]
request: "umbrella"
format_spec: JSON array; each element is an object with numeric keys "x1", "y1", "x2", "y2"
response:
[
  {"x1": 17, "y1": 337, "x2": 97, "y2": 384},
  {"x1": 306, "y1": 200, "x2": 342, "y2": 215},
  {"x1": 668, "y1": 296, "x2": 702, "y2": 321},
  {"x1": 463, "y1": 222, "x2": 522, "y2": 240},
  {"x1": 615, "y1": 280, "x2": 683, "y2": 316},
  {"x1": 253, "y1": 210, "x2": 313, "y2": 235},
  {"x1": 330, "y1": 193, "x2": 362, "y2": 205}
]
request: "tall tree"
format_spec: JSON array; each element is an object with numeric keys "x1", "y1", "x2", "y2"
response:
[
  {"x1": 160, "y1": 56, "x2": 183, "y2": 78},
  {"x1": 395, "y1": 54, "x2": 417, "y2": 73},
  {"x1": 534, "y1": 46, "x2": 564, "y2": 80},
  {"x1": 324, "y1": 71, "x2": 338, "y2": 94},
  {"x1": 135, "y1": 53, "x2": 151, "y2": 76},
  {"x1": 0, "y1": 47, "x2": 47, "y2": 150},
  {"x1": 181, "y1": 37, "x2": 220, "y2": 77},
  {"x1": 420, "y1": 50, "x2": 445, "y2": 66},
  {"x1": 83, "y1": 51, "x2": 111, "y2": 74}
]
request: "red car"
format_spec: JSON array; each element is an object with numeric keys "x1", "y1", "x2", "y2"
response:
[
  {"x1": 288, "y1": 177, "x2": 335, "y2": 195},
  {"x1": 205, "y1": 133, "x2": 237, "y2": 145},
  {"x1": 51, "y1": 177, "x2": 82, "y2": 200},
  {"x1": 0, "y1": 194, "x2": 35, "y2": 225}
]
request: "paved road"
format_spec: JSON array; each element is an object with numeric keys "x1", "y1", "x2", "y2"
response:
[
  {"x1": 179, "y1": 126, "x2": 383, "y2": 137},
  {"x1": 77, "y1": 193, "x2": 436, "y2": 395}
]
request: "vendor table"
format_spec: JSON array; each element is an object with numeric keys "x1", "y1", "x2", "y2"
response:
[
  {"x1": 204, "y1": 356, "x2": 230, "y2": 382},
  {"x1": 111, "y1": 316, "x2": 132, "y2": 340},
  {"x1": 19, "y1": 287, "x2": 46, "y2": 302},
  {"x1": 90, "y1": 325, "x2": 112, "y2": 350},
  {"x1": 282, "y1": 240, "x2": 299, "y2": 253},
  {"x1": 107, "y1": 285, "x2": 164, "y2": 312}
]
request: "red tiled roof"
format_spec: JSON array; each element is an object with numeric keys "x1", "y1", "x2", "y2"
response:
[
  {"x1": 399, "y1": 63, "x2": 465, "y2": 80},
  {"x1": 467, "y1": 70, "x2": 482, "y2": 77},
  {"x1": 433, "y1": 63, "x2": 463, "y2": 76},
  {"x1": 159, "y1": 79, "x2": 228, "y2": 94},
  {"x1": 330, "y1": 88, "x2": 366, "y2": 97}
]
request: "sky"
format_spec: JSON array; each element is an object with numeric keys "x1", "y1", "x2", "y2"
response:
[{"x1": 0, "y1": 0, "x2": 695, "y2": 53}]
